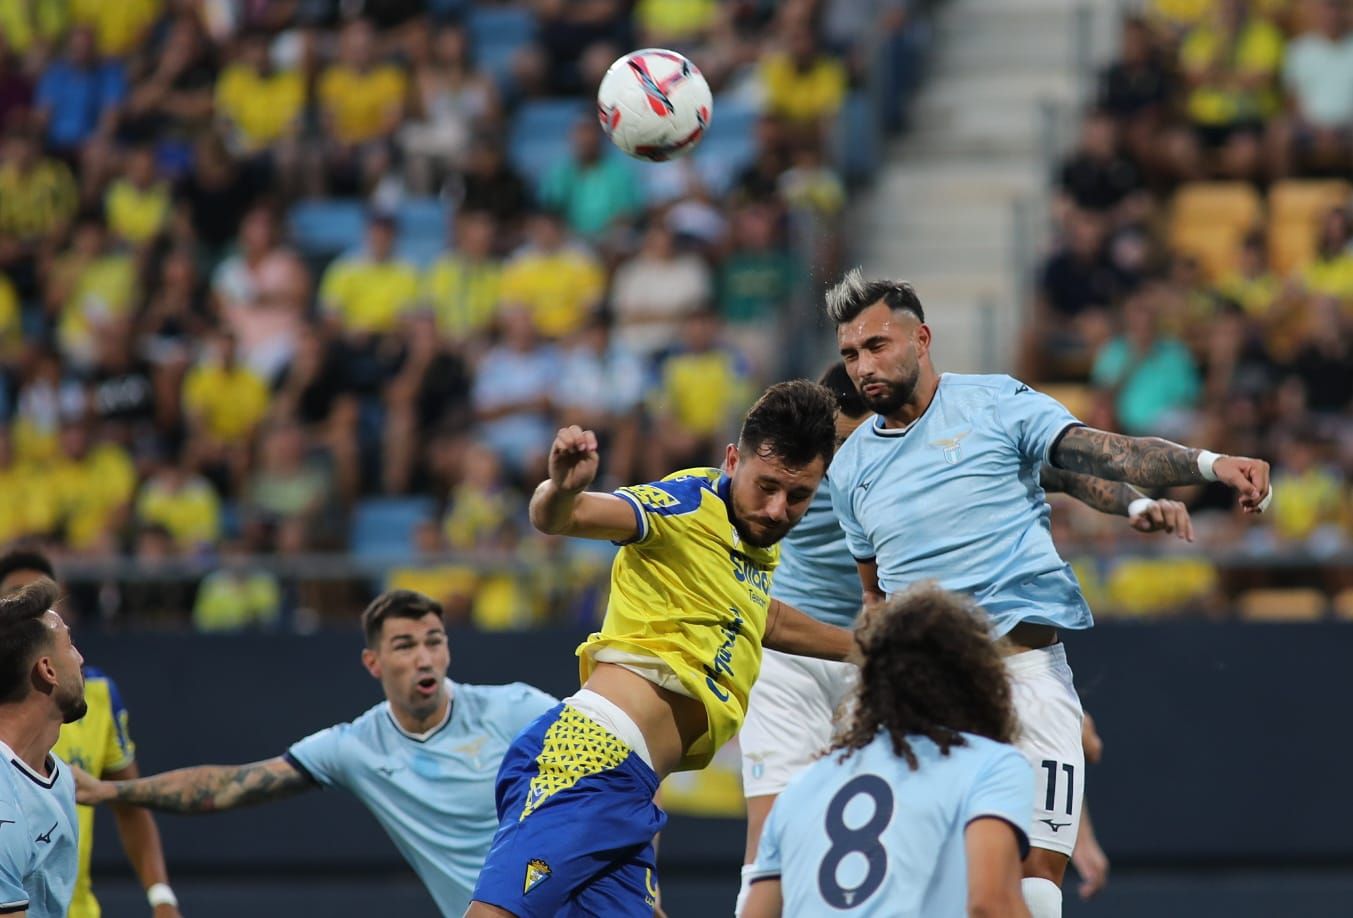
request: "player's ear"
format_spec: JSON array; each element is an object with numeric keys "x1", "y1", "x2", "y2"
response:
[
  {"x1": 32, "y1": 653, "x2": 58, "y2": 692},
  {"x1": 723, "y1": 442, "x2": 739, "y2": 476},
  {"x1": 914, "y1": 322, "x2": 932, "y2": 359},
  {"x1": 361, "y1": 647, "x2": 381, "y2": 679}
]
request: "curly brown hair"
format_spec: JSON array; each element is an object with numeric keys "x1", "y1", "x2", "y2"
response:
[{"x1": 833, "y1": 583, "x2": 1019, "y2": 770}]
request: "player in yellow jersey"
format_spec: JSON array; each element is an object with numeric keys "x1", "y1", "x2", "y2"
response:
[
  {"x1": 0, "y1": 551, "x2": 180, "y2": 918},
  {"x1": 469, "y1": 380, "x2": 855, "y2": 917}
]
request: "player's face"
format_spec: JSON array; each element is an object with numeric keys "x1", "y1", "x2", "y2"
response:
[
  {"x1": 366, "y1": 614, "x2": 451, "y2": 718},
  {"x1": 42, "y1": 612, "x2": 87, "y2": 724},
  {"x1": 724, "y1": 444, "x2": 825, "y2": 548},
  {"x1": 837, "y1": 302, "x2": 929, "y2": 417}
]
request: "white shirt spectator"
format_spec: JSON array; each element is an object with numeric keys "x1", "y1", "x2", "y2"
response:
[{"x1": 1284, "y1": 30, "x2": 1353, "y2": 127}]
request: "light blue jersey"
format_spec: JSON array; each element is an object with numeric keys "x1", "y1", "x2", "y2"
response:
[
  {"x1": 287, "y1": 680, "x2": 557, "y2": 917},
  {"x1": 0, "y1": 743, "x2": 78, "y2": 918},
  {"x1": 771, "y1": 482, "x2": 862, "y2": 628},
  {"x1": 828, "y1": 373, "x2": 1093, "y2": 637},
  {"x1": 750, "y1": 731, "x2": 1032, "y2": 916}
]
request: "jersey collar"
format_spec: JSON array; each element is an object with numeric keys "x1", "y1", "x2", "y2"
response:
[
  {"x1": 0, "y1": 740, "x2": 59, "y2": 789},
  {"x1": 870, "y1": 374, "x2": 943, "y2": 438},
  {"x1": 385, "y1": 679, "x2": 457, "y2": 743}
]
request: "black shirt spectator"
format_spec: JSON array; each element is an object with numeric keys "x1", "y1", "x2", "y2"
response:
[{"x1": 1058, "y1": 111, "x2": 1143, "y2": 212}]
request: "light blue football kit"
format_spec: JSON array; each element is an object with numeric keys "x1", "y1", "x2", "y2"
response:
[
  {"x1": 826, "y1": 373, "x2": 1091, "y2": 856},
  {"x1": 771, "y1": 484, "x2": 862, "y2": 629},
  {"x1": 286, "y1": 680, "x2": 557, "y2": 916},
  {"x1": 0, "y1": 742, "x2": 78, "y2": 918},
  {"x1": 749, "y1": 731, "x2": 1032, "y2": 916}
]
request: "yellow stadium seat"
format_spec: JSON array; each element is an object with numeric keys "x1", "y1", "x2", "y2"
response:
[
  {"x1": 1236, "y1": 588, "x2": 1328, "y2": 622},
  {"x1": 1333, "y1": 588, "x2": 1353, "y2": 621},
  {"x1": 1169, "y1": 183, "x2": 1264, "y2": 279},
  {"x1": 1267, "y1": 180, "x2": 1352, "y2": 275},
  {"x1": 1037, "y1": 383, "x2": 1095, "y2": 421}
]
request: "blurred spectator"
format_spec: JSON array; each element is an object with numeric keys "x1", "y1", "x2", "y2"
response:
[
  {"x1": 555, "y1": 313, "x2": 646, "y2": 487},
  {"x1": 451, "y1": 137, "x2": 530, "y2": 228},
  {"x1": 135, "y1": 455, "x2": 223, "y2": 551},
  {"x1": 213, "y1": 203, "x2": 310, "y2": 382},
  {"x1": 0, "y1": 126, "x2": 75, "y2": 294},
  {"x1": 1056, "y1": 109, "x2": 1145, "y2": 219},
  {"x1": 139, "y1": 245, "x2": 210, "y2": 428},
  {"x1": 0, "y1": 1, "x2": 66, "y2": 61},
  {"x1": 213, "y1": 28, "x2": 305, "y2": 190},
  {"x1": 423, "y1": 209, "x2": 503, "y2": 345},
  {"x1": 611, "y1": 221, "x2": 712, "y2": 363},
  {"x1": 271, "y1": 328, "x2": 360, "y2": 502},
  {"x1": 471, "y1": 305, "x2": 559, "y2": 479},
  {"x1": 0, "y1": 271, "x2": 19, "y2": 359},
  {"x1": 1173, "y1": 0, "x2": 1284, "y2": 179},
  {"x1": 49, "y1": 213, "x2": 138, "y2": 371},
  {"x1": 49, "y1": 419, "x2": 136, "y2": 553},
  {"x1": 69, "y1": 0, "x2": 161, "y2": 60},
  {"x1": 499, "y1": 210, "x2": 604, "y2": 339},
  {"x1": 633, "y1": 0, "x2": 719, "y2": 48},
  {"x1": 1027, "y1": 209, "x2": 1122, "y2": 378},
  {"x1": 0, "y1": 45, "x2": 33, "y2": 131},
  {"x1": 1216, "y1": 230, "x2": 1282, "y2": 320},
  {"x1": 529, "y1": 0, "x2": 628, "y2": 96},
  {"x1": 759, "y1": 25, "x2": 847, "y2": 127},
  {"x1": 1286, "y1": 295, "x2": 1353, "y2": 415},
  {"x1": 33, "y1": 26, "x2": 125, "y2": 156},
  {"x1": 1091, "y1": 291, "x2": 1202, "y2": 437},
  {"x1": 319, "y1": 211, "x2": 420, "y2": 340},
  {"x1": 121, "y1": 14, "x2": 217, "y2": 143},
  {"x1": 539, "y1": 117, "x2": 643, "y2": 239},
  {"x1": 104, "y1": 143, "x2": 171, "y2": 247},
  {"x1": 442, "y1": 441, "x2": 519, "y2": 552},
  {"x1": 401, "y1": 22, "x2": 499, "y2": 192},
  {"x1": 1098, "y1": 15, "x2": 1173, "y2": 173},
  {"x1": 382, "y1": 311, "x2": 473, "y2": 494},
  {"x1": 192, "y1": 540, "x2": 283, "y2": 632},
  {"x1": 175, "y1": 131, "x2": 265, "y2": 258},
  {"x1": 649, "y1": 308, "x2": 750, "y2": 472},
  {"x1": 182, "y1": 329, "x2": 270, "y2": 484},
  {"x1": 86, "y1": 318, "x2": 155, "y2": 437},
  {"x1": 718, "y1": 203, "x2": 800, "y2": 377},
  {"x1": 1301, "y1": 206, "x2": 1353, "y2": 300},
  {"x1": 1266, "y1": 433, "x2": 1346, "y2": 548},
  {"x1": 1269, "y1": 0, "x2": 1353, "y2": 177},
  {"x1": 12, "y1": 348, "x2": 84, "y2": 464},
  {"x1": 244, "y1": 421, "x2": 335, "y2": 549},
  {"x1": 315, "y1": 18, "x2": 407, "y2": 194},
  {"x1": 777, "y1": 136, "x2": 846, "y2": 219},
  {"x1": 121, "y1": 523, "x2": 195, "y2": 626},
  {"x1": 386, "y1": 518, "x2": 477, "y2": 625}
]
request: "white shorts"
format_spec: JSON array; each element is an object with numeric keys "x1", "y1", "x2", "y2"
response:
[
  {"x1": 739, "y1": 648, "x2": 858, "y2": 798},
  {"x1": 1008, "y1": 643, "x2": 1085, "y2": 857}
]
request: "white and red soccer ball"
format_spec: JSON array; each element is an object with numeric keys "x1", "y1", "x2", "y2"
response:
[{"x1": 597, "y1": 49, "x2": 713, "y2": 162}]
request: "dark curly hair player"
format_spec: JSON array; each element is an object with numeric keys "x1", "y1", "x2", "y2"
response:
[{"x1": 743, "y1": 583, "x2": 1031, "y2": 918}]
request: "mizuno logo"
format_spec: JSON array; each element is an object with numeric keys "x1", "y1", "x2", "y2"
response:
[
  {"x1": 857, "y1": 481, "x2": 871, "y2": 491},
  {"x1": 376, "y1": 765, "x2": 402, "y2": 777},
  {"x1": 34, "y1": 822, "x2": 56, "y2": 844},
  {"x1": 1039, "y1": 818, "x2": 1071, "y2": 833}
]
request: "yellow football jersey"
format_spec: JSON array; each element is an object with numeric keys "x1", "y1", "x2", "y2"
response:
[
  {"x1": 53, "y1": 667, "x2": 137, "y2": 918},
  {"x1": 577, "y1": 468, "x2": 778, "y2": 772}
]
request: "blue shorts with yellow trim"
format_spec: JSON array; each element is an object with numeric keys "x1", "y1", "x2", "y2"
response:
[{"x1": 471, "y1": 703, "x2": 666, "y2": 917}]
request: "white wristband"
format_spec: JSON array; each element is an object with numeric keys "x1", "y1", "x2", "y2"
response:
[
  {"x1": 147, "y1": 884, "x2": 178, "y2": 908},
  {"x1": 1196, "y1": 450, "x2": 1221, "y2": 482},
  {"x1": 1127, "y1": 497, "x2": 1155, "y2": 519}
]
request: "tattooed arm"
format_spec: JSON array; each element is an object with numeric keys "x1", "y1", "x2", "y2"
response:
[
  {"x1": 1041, "y1": 464, "x2": 1195, "y2": 540},
  {"x1": 74, "y1": 757, "x2": 315, "y2": 813},
  {"x1": 1050, "y1": 427, "x2": 1271, "y2": 513}
]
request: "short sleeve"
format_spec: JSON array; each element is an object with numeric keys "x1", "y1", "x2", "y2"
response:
[
  {"x1": 102, "y1": 676, "x2": 136, "y2": 773},
  {"x1": 828, "y1": 471, "x2": 874, "y2": 562},
  {"x1": 286, "y1": 724, "x2": 351, "y2": 789},
  {"x1": 746, "y1": 795, "x2": 784, "y2": 881},
  {"x1": 998, "y1": 378, "x2": 1082, "y2": 466},
  {"x1": 501, "y1": 683, "x2": 559, "y2": 736},
  {"x1": 611, "y1": 475, "x2": 711, "y2": 546},
  {"x1": 0, "y1": 799, "x2": 28, "y2": 913},
  {"x1": 963, "y1": 746, "x2": 1034, "y2": 859}
]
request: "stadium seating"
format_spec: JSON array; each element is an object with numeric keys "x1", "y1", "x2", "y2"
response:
[
  {"x1": 1267, "y1": 179, "x2": 1353, "y2": 275},
  {"x1": 467, "y1": 5, "x2": 537, "y2": 90},
  {"x1": 287, "y1": 199, "x2": 368, "y2": 258},
  {"x1": 508, "y1": 99, "x2": 589, "y2": 187},
  {"x1": 1236, "y1": 587, "x2": 1328, "y2": 622},
  {"x1": 1168, "y1": 182, "x2": 1264, "y2": 279},
  {"x1": 1333, "y1": 588, "x2": 1353, "y2": 621},
  {"x1": 351, "y1": 497, "x2": 438, "y2": 561}
]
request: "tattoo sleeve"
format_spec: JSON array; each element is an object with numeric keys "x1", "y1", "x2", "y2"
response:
[
  {"x1": 1040, "y1": 464, "x2": 1146, "y2": 516},
  {"x1": 1050, "y1": 427, "x2": 1204, "y2": 488},
  {"x1": 108, "y1": 758, "x2": 313, "y2": 813}
]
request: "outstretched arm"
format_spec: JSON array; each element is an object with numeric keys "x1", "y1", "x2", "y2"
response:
[
  {"x1": 104, "y1": 761, "x2": 180, "y2": 916},
  {"x1": 1041, "y1": 465, "x2": 1194, "y2": 541},
  {"x1": 1050, "y1": 427, "x2": 1270, "y2": 513},
  {"x1": 764, "y1": 599, "x2": 855, "y2": 661},
  {"x1": 529, "y1": 426, "x2": 640, "y2": 542},
  {"x1": 76, "y1": 757, "x2": 314, "y2": 813}
]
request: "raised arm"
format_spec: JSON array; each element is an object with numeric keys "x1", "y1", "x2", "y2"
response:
[
  {"x1": 103, "y1": 761, "x2": 180, "y2": 916},
  {"x1": 75, "y1": 757, "x2": 314, "y2": 813},
  {"x1": 1040, "y1": 464, "x2": 1194, "y2": 541},
  {"x1": 529, "y1": 426, "x2": 640, "y2": 542},
  {"x1": 1050, "y1": 427, "x2": 1270, "y2": 513},
  {"x1": 764, "y1": 599, "x2": 855, "y2": 661}
]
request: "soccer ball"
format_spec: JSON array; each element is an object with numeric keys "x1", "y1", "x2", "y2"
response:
[{"x1": 597, "y1": 49, "x2": 713, "y2": 162}]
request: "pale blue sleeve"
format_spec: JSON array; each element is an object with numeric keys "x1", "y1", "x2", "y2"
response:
[
  {"x1": 499, "y1": 683, "x2": 559, "y2": 737},
  {"x1": 286, "y1": 724, "x2": 352, "y2": 790},
  {"x1": 0, "y1": 798, "x2": 29, "y2": 912},
  {"x1": 963, "y1": 746, "x2": 1034, "y2": 858},
  {"x1": 746, "y1": 795, "x2": 785, "y2": 881},
  {"x1": 828, "y1": 470, "x2": 874, "y2": 562},
  {"x1": 999, "y1": 378, "x2": 1082, "y2": 465}
]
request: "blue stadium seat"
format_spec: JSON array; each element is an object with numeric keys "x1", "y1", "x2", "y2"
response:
[
  {"x1": 834, "y1": 90, "x2": 879, "y2": 183},
  {"x1": 469, "y1": 6, "x2": 537, "y2": 89},
  {"x1": 287, "y1": 200, "x2": 367, "y2": 258},
  {"x1": 397, "y1": 197, "x2": 451, "y2": 244},
  {"x1": 351, "y1": 497, "x2": 437, "y2": 560},
  {"x1": 508, "y1": 99, "x2": 588, "y2": 187}
]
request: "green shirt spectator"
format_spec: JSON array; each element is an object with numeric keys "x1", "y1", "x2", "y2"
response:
[{"x1": 539, "y1": 119, "x2": 643, "y2": 238}]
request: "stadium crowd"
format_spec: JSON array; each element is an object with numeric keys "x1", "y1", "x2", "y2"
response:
[
  {"x1": 1029, "y1": 0, "x2": 1353, "y2": 617},
  {"x1": 0, "y1": 0, "x2": 923, "y2": 630}
]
